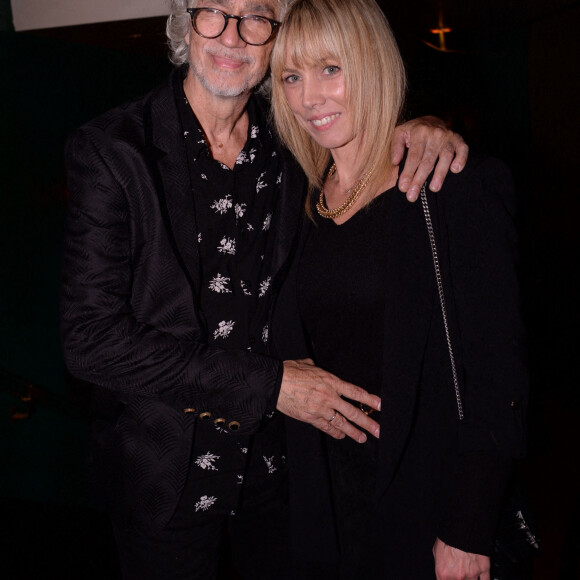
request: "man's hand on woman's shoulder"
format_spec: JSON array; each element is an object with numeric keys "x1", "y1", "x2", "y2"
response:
[{"x1": 392, "y1": 116, "x2": 469, "y2": 202}]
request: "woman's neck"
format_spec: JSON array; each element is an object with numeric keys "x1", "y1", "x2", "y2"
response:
[{"x1": 321, "y1": 149, "x2": 398, "y2": 225}]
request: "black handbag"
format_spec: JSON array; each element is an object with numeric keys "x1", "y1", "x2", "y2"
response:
[{"x1": 419, "y1": 184, "x2": 540, "y2": 579}]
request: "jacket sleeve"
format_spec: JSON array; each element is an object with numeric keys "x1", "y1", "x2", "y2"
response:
[
  {"x1": 436, "y1": 156, "x2": 529, "y2": 555},
  {"x1": 60, "y1": 126, "x2": 283, "y2": 434}
]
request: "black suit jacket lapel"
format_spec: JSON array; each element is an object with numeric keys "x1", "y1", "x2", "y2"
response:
[
  {"x1": 143, "y1": 73, "x2": 201, "y2": 299},
  {"x1": 269, "y1": 145, "x2": 307, "y2": 282},
  {"x1": 377, "y1": 190, "x2": 437, "y2": 496}
]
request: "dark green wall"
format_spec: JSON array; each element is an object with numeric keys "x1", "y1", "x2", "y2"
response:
[
  {"x1": 0, "y1": 28, "x2": 171, "y2": 506},
  {"x1": 0, "y1": 0, "x2": 12, "y2": 32}
]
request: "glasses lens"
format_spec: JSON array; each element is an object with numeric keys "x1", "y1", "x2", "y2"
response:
[
  {"x1": 193, "y1": 9, "x2": 225, "y2": 38},
  {"x1": 239, "y1": 16, "x2": 273, "y2": 45}
]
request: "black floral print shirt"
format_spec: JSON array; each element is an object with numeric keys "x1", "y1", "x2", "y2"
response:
[{"x1": 175, "y1": 75, "x2": 282, "y2": 355}]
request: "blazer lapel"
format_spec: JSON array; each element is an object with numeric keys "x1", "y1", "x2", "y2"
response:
[
  {"x1": 377, "y1": 190, "x2": 437, "y2": 496},
  {"x1": 269, "y1": 146, "x2": 307, "y2": 281},
  {"x1": 143, "y1": 73, "x2": 201, "y2": 295}
]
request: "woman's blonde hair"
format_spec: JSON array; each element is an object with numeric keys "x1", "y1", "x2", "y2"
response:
[{"x1": 270, "y1": 0, "x2": 407, "y2": 214}]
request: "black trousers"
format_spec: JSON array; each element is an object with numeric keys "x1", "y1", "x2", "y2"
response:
[{"x1": 112, "y1": 419, "x2": 289, "y2": 580}]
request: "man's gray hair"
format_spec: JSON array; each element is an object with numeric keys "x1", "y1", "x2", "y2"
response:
[{"x1": 166, "y1": 0, "x2": 292, "y2": 66}]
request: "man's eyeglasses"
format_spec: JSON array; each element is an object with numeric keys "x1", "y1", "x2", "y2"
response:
[{"x1": 187, "y1": 7, "x2": 280, "y2": 46}]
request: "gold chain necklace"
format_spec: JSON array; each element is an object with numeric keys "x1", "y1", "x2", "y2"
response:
[{"x1": 316, "y1": 163, "x2": 374, "y2": 219}]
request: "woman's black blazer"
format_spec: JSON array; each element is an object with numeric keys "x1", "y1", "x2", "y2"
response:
[{"x1": 274, "y1": 153, "x2": 529, "y2": 561}]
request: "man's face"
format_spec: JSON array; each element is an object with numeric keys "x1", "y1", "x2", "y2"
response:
[{"x1": 185, "y1": 0, "x2": 280, "y2": 98}]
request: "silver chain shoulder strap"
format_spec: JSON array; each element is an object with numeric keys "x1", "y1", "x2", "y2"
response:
[{"x1": 419, "y1": 183, "x2": 465, "y2": 421}]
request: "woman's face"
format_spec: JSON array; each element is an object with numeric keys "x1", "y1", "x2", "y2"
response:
[{"x1": 281, "y1": 50, "x2": 357, "y2": 153}]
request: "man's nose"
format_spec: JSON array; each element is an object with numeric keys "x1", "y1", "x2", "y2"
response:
[{"x1": 220, "y1": 17, "x2": 246, "y2": 47}]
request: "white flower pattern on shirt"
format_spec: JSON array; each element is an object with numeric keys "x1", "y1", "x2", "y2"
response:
[
  {"x1": 218, "y1": 237, "x2": 236, "y2": 255},
  {"x1": 213, "y1": 320, "x2": 235, "y2": 339},
  {"x1": 209, "y1": 274, "x2": 232, "y2": 294},
  {"x1": 256, "y1": 171, "x2": 268, "y2": 194},
  {"x1": 195, "y1": 452, "x2": 220, "y2": 471},
  {"x1": 259, "y1": 276, "x2": 271, "y2": 297},
  {"x1": 235, "y1": 203, "x2": 247, "y2": 219},
  {"x1": 262, "y1": 325, "x2": 269, "y2": 344},
  {"x1": 210, "y1": 195, "x2": 233, "y2": 214},
  {"x1": 195, "y1": 495, "x2": 217, "y2": 512},
  {"x1": 262, "y1": 213, "x2": 272, "y2": 231},
  {"x1": 263, "y1": 456, "x2": 277, "y2": 474}
]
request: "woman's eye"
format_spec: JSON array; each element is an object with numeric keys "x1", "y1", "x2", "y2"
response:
[
  {"x1": 283, "y1": 74, "x2": 300, "y2": 84},
  {"x1": 324, "y1": 65, "x2": 341, "y2": 75}
]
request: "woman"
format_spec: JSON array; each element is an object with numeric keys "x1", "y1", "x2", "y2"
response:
[{"x1": 270, "y1": 0, "x2": 528, "y2": 578}]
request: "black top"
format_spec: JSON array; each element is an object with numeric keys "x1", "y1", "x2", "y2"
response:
[
  {"x1": 298, "y1": 189, "x2": 396, "y2": 397},
  {"x1": 297, "y1": 190, "x2": 396, "y2": 574}
]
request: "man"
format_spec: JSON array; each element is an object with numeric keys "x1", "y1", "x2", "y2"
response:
[{"x1": 61, "y1": 0, "x2": 468, "y2": 578}]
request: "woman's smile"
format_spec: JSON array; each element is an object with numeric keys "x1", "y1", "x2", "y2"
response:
[{"x1": 310, "y1": 113, "x2": 341, "y2": 128}]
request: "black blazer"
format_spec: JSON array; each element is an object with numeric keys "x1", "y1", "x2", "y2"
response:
[
  {"x1": 378, "y1": 154, "x2": 528, "y2": 556},
  {"x1": 61, "y1": 69, "x2": 306, "y2": 531},
  {"x1": 275, "y1": 154, "x2": 528, "y2": 565}
]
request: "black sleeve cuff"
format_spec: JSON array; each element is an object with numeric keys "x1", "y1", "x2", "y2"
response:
[
  {"x1": 438, "y1": 451, "x2": 512, "y2": 556},
  {"x1": 264, "y1": 358, "x2": 284, "y2": 419}
]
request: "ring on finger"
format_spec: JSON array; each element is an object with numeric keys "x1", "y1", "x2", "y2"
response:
[
  {"x1": 328, "y1": 411, "x2": 338, "y2": 424},
  {"x1": 359, "y1": 403, "x2": 375, "y2": 416}
]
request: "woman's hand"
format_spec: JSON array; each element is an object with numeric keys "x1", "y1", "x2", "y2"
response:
[
  {"x1": 392, "y1": 116, "x2": 469, "y2": 202},
  {"x1": 433, "y1": 538, "x2": 490, "y2": 580},
  {"x1": 277, "y1": 358, "x2": 381, "y2": 443}
]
